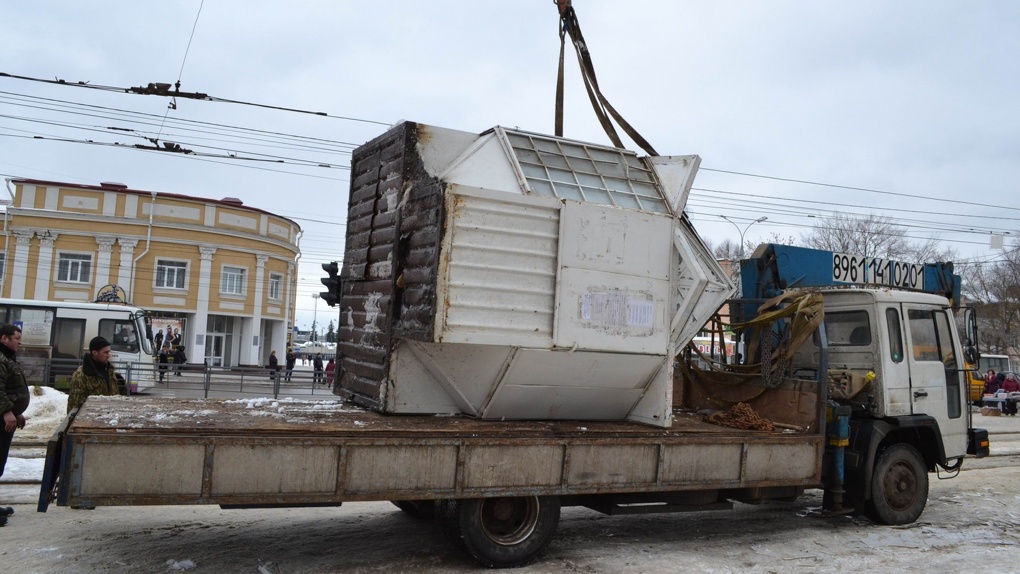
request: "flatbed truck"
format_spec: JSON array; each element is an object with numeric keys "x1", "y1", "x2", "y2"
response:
[{"x1": 37, "y1": 119, "x2": 989, "y2": 568}]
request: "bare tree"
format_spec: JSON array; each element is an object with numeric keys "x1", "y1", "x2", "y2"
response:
[
  {"x1": 962, "y1": 246, "x2": 1020, "y2": 355},
  {"x1": 803, "y1": 212, "x2": 956, "y2": 262}
]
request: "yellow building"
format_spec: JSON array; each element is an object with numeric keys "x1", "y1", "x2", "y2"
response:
[{"x1": 2, "y1": 179, "x2": 300, "y2": 367}]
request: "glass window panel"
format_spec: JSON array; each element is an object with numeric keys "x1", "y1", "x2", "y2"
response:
[
  {"x1": 628, "y1": 168, "x2": 653, "y2": 182},
  {"x1": 576, "y1": 173, "x2": 603, "y2": 187},
  {"x1": 595, "y1": 161, "x2": 626, "y2": 178},
  {"x1": 538, "y1": 152, "x2": 570, "y2": 169},
  {"x1": 534, "y1": 139, "x2": 560, "y2": 153},
  {"x1": 514, "y1": 148, "x2": 539, "y2": 163},
  {"x1": 643, "y1": 199, "x2": 670, "y2": 214},
  {"x1": 611, "y1": 193, "x2": 640, "y2": 209},
  {"x1": 560, "y1": 143, "x2": 589, "y2": 158},
  {"x1": 589, "y1": 148, "x2": 623, "y2": 162},
  {"x1": 547, "y1": 167, "x2": 576, "y2": 183},
  {"x1": 604, "y1": 177, "x2": 630, "y2": 192},
  {"x1": 521, "y1": 163, "x2": 548, "y2": 179},
  {"x1": 632, "y1": 181, "x2": 660, "y2": 197},
  {"x1": 566, "y1": 156, "x2": 598, "y2": 173},
  {"x1": 554, "y1": 183, "x2": 583, "y2": 200},
  {"x1": 583, "y1": 188, "x2": 612, "y2": 205},
  {"x1": 528, "y1": 179, "x2": 555, "y2": 196},
  {"x1": 625, "y1": 155, "x2": 645, "y2": 168},
  {"x1": 508, "y1": 134, "x2": 533, "y2": 148}
]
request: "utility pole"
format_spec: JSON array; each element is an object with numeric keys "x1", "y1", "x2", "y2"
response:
[{"x1": 311, "y1": 293, "x2": 320, "y2": 342}]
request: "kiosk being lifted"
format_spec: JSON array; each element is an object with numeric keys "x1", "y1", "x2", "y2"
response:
[{"x1": 336, "y1": 122, "x2": 734, "y2": 427}]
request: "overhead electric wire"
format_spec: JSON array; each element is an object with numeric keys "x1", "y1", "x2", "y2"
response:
[
  {"x1": 0, "y1": 71, "x2": 392, "y2": 126},
  {"x1": 701, "y1": 167, "x2": 1020, "y2": 213},
  {"x1": 0, "y1": 92, "x2": 359, "y2": 153}
]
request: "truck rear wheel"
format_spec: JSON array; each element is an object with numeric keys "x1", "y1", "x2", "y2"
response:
[
  {"x1": 867, "y1": 443, "x2": 928, "y2": 525},
  {"x1": 451, "y1": 495, "x2": 560, "y2": 568}
]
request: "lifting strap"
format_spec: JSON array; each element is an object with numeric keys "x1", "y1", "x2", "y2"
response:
[{"x1": 555, "y1": 0, "x2": 659, "y2": 156}]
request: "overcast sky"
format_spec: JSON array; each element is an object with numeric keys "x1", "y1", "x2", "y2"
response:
[{"x1": 1, "y1": 1, "x2": 1018, "y2": 331}]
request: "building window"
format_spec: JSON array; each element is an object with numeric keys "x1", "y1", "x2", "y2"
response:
[
  {"x1": 0, "y1": 253, "x2": 5, "y2": 284},
  {"x1": 221, "y1": 266, "x2": 246, "y2": 296},
  {"x1": 156, "y1": 260, "x2": 188, "y2": 289},
  {"x1": 268, "y1": 273, "x2": 283, "y2": 300},
  {"x1": 57, "y1": 253, "x2": 92, "y2": 283}
]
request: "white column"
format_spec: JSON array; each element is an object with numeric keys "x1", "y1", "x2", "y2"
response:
[
  {"x1": 93, "y1": 236, "x2": 116, "y2": 298},
  {"x1": 192, "y1": 246, "x2": 216, "y2": 364},
  {"x1": 33, "y1": 232, "x2": 58, "y2": 300},
  {"x1": 116, "y1": 238, "x2": 138, "y2": 292},
  {"x1": 9, "y1": 230, "x2": 34, "y2": 299},
  {"x1": 240, "y1": 254, "x2": 268, "y2": 366},
  {"x1": 284, "y1": 262, "x2": 295, "y2": 349}
]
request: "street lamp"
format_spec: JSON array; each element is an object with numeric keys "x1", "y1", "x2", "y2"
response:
[
  {"x1": 719, "y1": 215, "x2": 768, "y2": 258},
  {"x1": 311, "y1": 293, "x2": 320, "y2": 342}
]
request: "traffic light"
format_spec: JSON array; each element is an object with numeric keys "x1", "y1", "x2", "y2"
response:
[{"x1": 320, "y1": 261, "x2": 340, "y2": 307}]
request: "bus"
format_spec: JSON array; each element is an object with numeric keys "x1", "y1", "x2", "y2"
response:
[
  {"x1": 979, "y1": 353, "x2": 1012, "y2": 375},
  {"x1": 0, "y1": 298, "x2": 156, "y2": 392}
]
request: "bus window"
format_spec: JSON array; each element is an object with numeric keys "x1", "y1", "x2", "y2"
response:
[
  {"x1": 886, "y1": 308, "x2": 904, "y2": 363},
  {"x1": 52, "y1": 318, "x2": 86, "y2": 360},
  {"x1": 100, "y1": 319, "x2": 139, "y2": 353}
]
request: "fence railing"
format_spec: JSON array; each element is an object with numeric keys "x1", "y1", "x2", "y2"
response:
[{"x1": 24, "y1": 357, "x2": 337, "y2": 400}]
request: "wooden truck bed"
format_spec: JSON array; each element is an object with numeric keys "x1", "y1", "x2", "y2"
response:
[{"x1": 43, "y1": 396, "x2": 823, "y2": 509}]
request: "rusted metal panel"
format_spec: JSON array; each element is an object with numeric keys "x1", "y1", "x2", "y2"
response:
[
  {"x1": 339, "y1": 121, "x2": 448, "y2": 410},
  {"x1": 345, "y1": 445, "x2": 458, "y2": 494},
  {"x1": 744, "y1": 442, "x2": 821, "y2": 482},
  {"x1": 462, "y1": 445, "x2": 564, "y2": 489},
  {"x1": 566, "y1": 444, "x2": 658, "y2": 486},
  {"x1": 78, "y1": 443, "x2": 205, "y2": 496},
  {"x1": 57, "y1": 398, "x2": 824, "y2": 507},
  {"x1": 209, "y1": 445, "x2": 338, "y2": 495},
  {"x1": 661, "y1": 443, "x2": 743, "y2": 484}
]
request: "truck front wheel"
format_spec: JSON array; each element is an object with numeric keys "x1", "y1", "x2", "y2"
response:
[
  {"x1": 867, "y1": 443, "x2": 928, "y2": 525},
  {"x1": 452, "y1": 495, "x2": 560, "y2": 568}
]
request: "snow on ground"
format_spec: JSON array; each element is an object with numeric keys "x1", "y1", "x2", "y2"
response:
[
  {"x1": 2, "y1": 399, "x2": 1019, "y2": 572},
  {"x1": 14, "y1": 385, "x2": 68, "y2": 443}
]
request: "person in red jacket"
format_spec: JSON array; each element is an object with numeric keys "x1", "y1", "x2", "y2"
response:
[{"x1": 1001, "y1": 373, "x2": 1019, "y2": 416}]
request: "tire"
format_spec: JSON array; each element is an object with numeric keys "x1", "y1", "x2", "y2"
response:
[
  {"x1": 390, "y1": 500, "x2": 436, "y2": 520},
  {"x1": 867, "y1": 444, "x2": 928, "y2": 525},
  {"x1": 454, "y1": 496, "x2": 560, "y2": 568}
]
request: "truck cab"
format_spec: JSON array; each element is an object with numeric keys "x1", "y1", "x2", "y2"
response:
[{"x1": 740, "y1": 243, "x2": 987, "y2": 523}]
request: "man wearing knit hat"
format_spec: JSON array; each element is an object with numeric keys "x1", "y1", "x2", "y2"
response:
[{"x1": 67, "y1": 336, "x2": 123, "y2": 413}]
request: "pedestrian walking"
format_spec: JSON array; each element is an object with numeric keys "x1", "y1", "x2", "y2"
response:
[{"x1": 0, "y1": 324, "x2": 28, "y2": 527}]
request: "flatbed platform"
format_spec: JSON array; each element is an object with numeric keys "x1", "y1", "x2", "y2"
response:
[
  {"x1": 69, "y1": 396, "x2": 791, "y2": 438},
  {"x1": 44, "y1": 396, "x2": 824, "y2": 509}
]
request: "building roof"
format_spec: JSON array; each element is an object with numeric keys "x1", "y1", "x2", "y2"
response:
[{"x1": 8, "y1": 178, "x2": 300, "y2": 229}]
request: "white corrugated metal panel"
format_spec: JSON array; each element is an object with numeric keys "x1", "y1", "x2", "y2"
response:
[
  {"x1": 558, "y1": 200, "x2": 673, "y2": 279},
  {"x1": 437, "y1": 186, "x2": 561, "y2": 346}
]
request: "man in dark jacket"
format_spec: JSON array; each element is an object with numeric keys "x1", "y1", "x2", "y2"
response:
[
  {"x1": 0, "y1": 324, "x2": 28, "y2": 526},
  {"x1": 66, "y1": 336, "x2": 122, "y2": 414}
]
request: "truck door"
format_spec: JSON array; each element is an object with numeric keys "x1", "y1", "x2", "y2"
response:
[{"x1": 904, "y1": 306, "x2": 968, "y2": 458}]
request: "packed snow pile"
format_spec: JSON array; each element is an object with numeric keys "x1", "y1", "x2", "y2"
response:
[{"x1": 13, "y1": 385, "x2": 69, "y2": 443}]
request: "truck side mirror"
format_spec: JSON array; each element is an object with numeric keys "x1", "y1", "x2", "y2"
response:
[{"x1": 963, "y1": 345, "x2": 979, "y2": 366}]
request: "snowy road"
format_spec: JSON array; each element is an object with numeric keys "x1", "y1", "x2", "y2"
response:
[{"x1": 3, "y1": 394, "x2": 1019, "y2": 573}]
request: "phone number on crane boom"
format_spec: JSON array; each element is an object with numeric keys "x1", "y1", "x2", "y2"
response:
[{"x1": 831, "y1": 253, "x2": 924, "y2": 290}]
